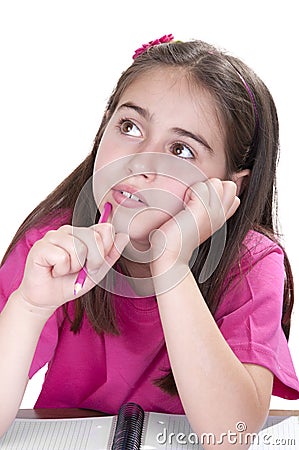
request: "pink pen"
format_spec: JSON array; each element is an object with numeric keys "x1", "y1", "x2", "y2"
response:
[{"x1": 73, "y1": 202, "x2": 112, "y2": 296}]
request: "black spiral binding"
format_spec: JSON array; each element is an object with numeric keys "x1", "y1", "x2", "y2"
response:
[{"x1": 111, "y1": 402, "x2": 144, "y2": 450}]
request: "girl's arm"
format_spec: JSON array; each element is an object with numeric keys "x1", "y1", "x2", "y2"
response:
[
  {"x1": 153, "y1": 265, "x2": 273, "y2": 449},
  {"x1": 150, "y1": 179, "x2": 273, "y2": 448},
  {"x1": 0, "y1": 291, "x2": 55, "y2": 436},
  {"x1": 0, "y1": 224, "x2": 129, "y2": 437}
]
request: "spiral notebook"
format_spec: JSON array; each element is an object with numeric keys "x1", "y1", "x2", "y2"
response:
[{"x1": 0, "y1": 402, "x2": 298, "y2": 449}]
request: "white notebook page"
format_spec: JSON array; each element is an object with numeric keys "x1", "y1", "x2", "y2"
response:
[{"x1": 0, "y1": 416, "x2": 114, "y2": 450}]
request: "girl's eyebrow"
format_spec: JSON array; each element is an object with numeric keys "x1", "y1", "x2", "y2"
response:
[
  {"x1": 117, "y1": 102, "x2": 151, "y2": 120},
  {"x1": 117, "y1": 102, "x2": 214, "y2": 154},
  {"x1": 171, "y1": 127, "x2": 214, "y2": 154}
]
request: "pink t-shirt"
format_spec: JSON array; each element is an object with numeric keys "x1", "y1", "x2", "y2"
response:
[{"x1": 0, "y1": 216, "x2": 298, "y2": 414}]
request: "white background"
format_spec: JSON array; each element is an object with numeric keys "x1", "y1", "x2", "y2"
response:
[{"x1": 0, "y1": 1, "x2": 298, "y2": 410}]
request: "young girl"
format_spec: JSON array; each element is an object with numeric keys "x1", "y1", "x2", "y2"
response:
[{"x1": 0, "y1": 35, "x2": 298, "y2": 446}]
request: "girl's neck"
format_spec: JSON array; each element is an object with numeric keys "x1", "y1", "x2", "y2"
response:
[{"x1": 118, "y1": 257, "x2": 155, "y2": 297}]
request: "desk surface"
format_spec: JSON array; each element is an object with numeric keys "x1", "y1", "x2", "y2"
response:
[
  {"x1": 17, "y1": 409, "x2": 106, "y2": 419},
  {"x1": 16, "y1": 408, "x2": 299, "y2": 420}
]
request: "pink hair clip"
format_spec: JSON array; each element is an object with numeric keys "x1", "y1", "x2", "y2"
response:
[{"x1": 132, "y1": 34, "x2": 174, "y2": 60}]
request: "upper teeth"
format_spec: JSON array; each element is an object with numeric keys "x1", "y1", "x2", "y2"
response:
[{"x1": 120, "y1": 190, "x2": 142, "y2": 202}]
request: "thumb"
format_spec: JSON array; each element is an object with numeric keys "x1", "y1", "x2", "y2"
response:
[
  {"x1": 85, "y1": 233, "x2": 130, "y2": 290},
  {"x1": 105, "y1": 233, "x2": 130, "y2": 267}
]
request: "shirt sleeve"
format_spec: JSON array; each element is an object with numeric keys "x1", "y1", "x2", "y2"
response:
[
  {"x1": 0, "y1": 218, "x2": 68, "y2": 378},
  {"x1": 215, "y1": 233, "x2": 299, "y2": 400}
]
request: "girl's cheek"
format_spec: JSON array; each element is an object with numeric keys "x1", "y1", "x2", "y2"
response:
[
  {"x1": 94, "y1": 146, "x2": 115, "y2": 171},
  {"x1": 164, "y1": 179, "x2": 189, "y2": 205}
]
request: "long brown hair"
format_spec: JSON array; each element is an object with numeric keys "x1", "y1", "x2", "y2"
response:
[{"x1": 1, "y1": 40, "x2": 294, "y2": 395}]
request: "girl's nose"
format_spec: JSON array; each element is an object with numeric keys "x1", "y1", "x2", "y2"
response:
[{"x1": 125, "y1": 152, "x2": 158, "y2": 181}]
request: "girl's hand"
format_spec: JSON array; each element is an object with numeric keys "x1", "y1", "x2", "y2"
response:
[
  {"x1": 17, "y1": 224, "x2": 129, "y2": 310},
  {"x1": 150, "y1": 178, "x2": 240, "y2": 271}
]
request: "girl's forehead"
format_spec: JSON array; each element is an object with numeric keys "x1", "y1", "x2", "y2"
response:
[
  {"x1": 116, "y1": 67, "x2": 226, "y2": 147},
  {"x1": 119, "y1": 67, "x2": 202, "y2": 102}
]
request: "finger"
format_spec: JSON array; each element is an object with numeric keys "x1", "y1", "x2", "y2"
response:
[
  {"x1": 90, "y1": 223, "x2": 115, "y2": 250},
  {"x1": 85, "y1": 233, "x2": 130, "y2": 287},
  {"x1": 44, "y1": 230, "x2": 87, "y2": 274},
  {"x1": 85, "y1": 223, "x2": 115, "y2": 272},
  {"x1": 32, "y1": 241, "x2": 72, "y2": 278},
  {"x1": 186, "y1": 181, "x2": 210, "y2": 209},
  {"x1": 226, "y1": 195, "x2": 241, "y2": 219},
  {"x1": 69, "y1": 223, "x2": 115, "y2": 273},
  {"x1": 221, "y1": 180, "x2": 238, "y2": 211},
  {"x1": 207, "y1": 178, "x2": 224, "y2": 209},
  {"x1": 201, "y1": 179, "x2": 225, "y2": 234},
  {"x1": 105, "y1": 233, "x2": 130, "y2": 266},
  {"x1": 220, "y1": 181, "x2": 240, "y2": 220}
]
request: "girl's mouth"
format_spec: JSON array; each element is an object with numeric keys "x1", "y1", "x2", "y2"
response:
[
  {"x1": 112, "y1": 184, "x2": 148, "y2": 208},
  {"x1": 119, "y1": 190, "x2": 143, "y2": 202}
]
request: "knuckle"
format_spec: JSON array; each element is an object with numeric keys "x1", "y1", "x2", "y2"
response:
[
  {"x1": 208, "y1": 177, "x2": 221, "y2": 186},
  {"x1": 59, "y1": 224, "x2": 73, "y2": 233},
  {"x1": 44, "y1": 229, "x2": 56, "y2": 240},
  {"x1": 30, "y1": 238, "x2": 45, "y2": 253},
  {"x1": 94, "y1": 222, "x2": 114, "y2": 235},
  {"x1": 75, "y1": 239, "x2": 87, "y2": 256},
  {"x1": 95, "y1": 224, "x2": 115, "y2": 245},
  {"x1": 57, "y1": 249, "x2": 70, "y2": 265}
]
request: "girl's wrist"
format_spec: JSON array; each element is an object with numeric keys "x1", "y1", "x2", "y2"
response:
[
  {"x1": 150, "y1": 251, "x2": 189, "y2": 274},
  {"x1": 11, "y1": 289, "x2": 57, "y2": 320},
  {"x1": 150, "y1": 259, "x2": 191, "y2": 294}
]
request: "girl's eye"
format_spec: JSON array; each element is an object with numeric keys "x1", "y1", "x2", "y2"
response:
[
  {"x1": 119, "y1": 120, "x2": 141, "y2": 137},
  {"x1": 171, "y1": 142, "x2": 194, "y2": 159}
]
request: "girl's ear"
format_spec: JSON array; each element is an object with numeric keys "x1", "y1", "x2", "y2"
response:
[{"x1": 232, "y1": 169, "x2": 251, "y2": 196}]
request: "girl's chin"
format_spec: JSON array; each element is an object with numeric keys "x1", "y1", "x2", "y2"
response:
[{"x1": 112, "y1": 217, "x2": 165, "y2": 242}]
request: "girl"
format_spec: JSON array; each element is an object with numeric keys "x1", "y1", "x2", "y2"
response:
[{"x1": 0, "y1": 35, "x2": 298, "y2": 447}]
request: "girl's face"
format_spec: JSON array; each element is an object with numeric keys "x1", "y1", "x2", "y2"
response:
[{"x1": 93, "y1": 68, "x2": 227, "y2": 251}]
